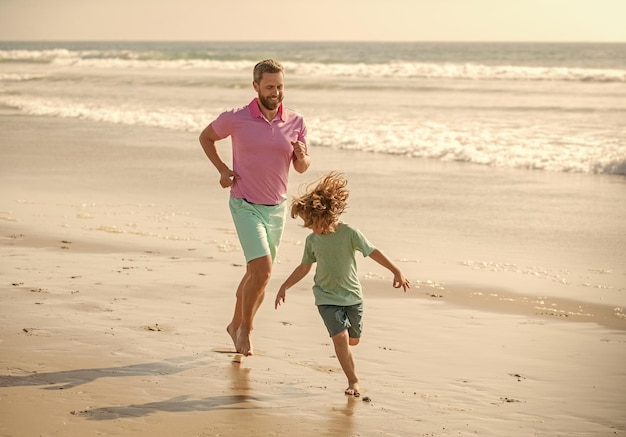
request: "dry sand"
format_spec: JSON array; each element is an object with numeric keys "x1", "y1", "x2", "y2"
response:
[{"x1": 1, "y1": 113, "x2": 625, "y2": 436}]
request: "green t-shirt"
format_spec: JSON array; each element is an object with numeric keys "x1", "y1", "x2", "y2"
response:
[{"x1": 302, "y1": 223, "x2": 375, "y2": 306}]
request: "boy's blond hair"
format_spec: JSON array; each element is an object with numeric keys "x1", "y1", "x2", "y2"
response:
[{"x1": 290, "y1": 172, "x2": 349, "y2": 234}]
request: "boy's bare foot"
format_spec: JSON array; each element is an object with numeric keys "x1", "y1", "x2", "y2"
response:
[
  {"x1": 236, "y1": 328, "x2": 254, "y2": 356},
  {"x1": 344, "y1": 382, "x2": 360, "y2": 397}
]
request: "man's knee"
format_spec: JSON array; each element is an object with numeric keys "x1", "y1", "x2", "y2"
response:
[{"x1": 247, "y1": 256, "x2": 272, "y2": 285}]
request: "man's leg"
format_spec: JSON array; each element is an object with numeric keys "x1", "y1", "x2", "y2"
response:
[
  {"x1": 231, "y1": 255, "x2": 272, "y2": 356},
  {"x1": 226, "y1": 271, "x2": 248, "y2": 350},
  {"x1": 226, "y1": 197, "x2": 285, "y2": 355}
]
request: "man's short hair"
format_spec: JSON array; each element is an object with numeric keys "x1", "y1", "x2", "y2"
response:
[{"x1": 253, "y1": 59, "x2": 284, "y2": 84}]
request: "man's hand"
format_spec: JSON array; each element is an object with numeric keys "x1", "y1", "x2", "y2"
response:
[
  {"x1": 219, "y1": 168, "x2": 237, "y2": 188},
  {"x1": 291, "y1": 141, "x2": 308, "y2": 161},
  {"x1": 291, "y1": 141, "x2": 310, "y2": 173}
]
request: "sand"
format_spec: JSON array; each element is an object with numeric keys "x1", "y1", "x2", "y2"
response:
[{"x1": 1, "y1": 112, "x2": 625, "y2": 436}]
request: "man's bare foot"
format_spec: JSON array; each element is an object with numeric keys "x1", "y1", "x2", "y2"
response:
[
  {"x1": 236, "y1": 327, "x2": 254, "y2": 356},
  {"x1": 344, "y1": 382, "x2": 360, "y2": 397},
  {"x1": 226, "y1": 324, "x2": 238, "y2": 351}
]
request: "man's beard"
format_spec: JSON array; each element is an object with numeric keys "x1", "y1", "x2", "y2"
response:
[{"x1": 258, "y1": 93, "x2": 283, "y2": 111}]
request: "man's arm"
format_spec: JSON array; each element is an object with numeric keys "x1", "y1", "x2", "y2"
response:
[{"x1": 199, "y1": 123, "x2": 236, "y2": 188}]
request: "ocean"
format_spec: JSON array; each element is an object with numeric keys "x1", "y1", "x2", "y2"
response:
[{"x1": 1, "y1": 40, "x2": 625, "y2": 175}]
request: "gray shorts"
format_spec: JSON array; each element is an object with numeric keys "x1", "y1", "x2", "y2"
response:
[{"x1": 317, "y1": 303, "x2": 363, "y2": 339}]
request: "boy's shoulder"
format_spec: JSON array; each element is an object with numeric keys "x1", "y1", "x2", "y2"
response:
[
  {"x1": 337, "y1": 222, "x2": 360, "y2": 233},
  {"x1": 305, "y1": 223, "x2": 362, "y2": 242}
]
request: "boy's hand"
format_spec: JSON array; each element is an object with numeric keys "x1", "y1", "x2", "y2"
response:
[
  {"x1": 275, "y1": 288, "x2": 286, "y2": 309},
  {"x1": 393, "y1": 273, "x2": 410, "y2": 292}
]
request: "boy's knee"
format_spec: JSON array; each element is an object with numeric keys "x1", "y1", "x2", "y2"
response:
[
  {"x1": 331, "y1": 329, "x2": 349, "y2": 343},
  {"x1": 349, "y1": 337, "x2": 360, "y2": 346}
]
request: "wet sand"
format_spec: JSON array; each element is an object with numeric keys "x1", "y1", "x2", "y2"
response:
[{"x1": 1, "y1": 112, "x2": 625, "y2": 436}]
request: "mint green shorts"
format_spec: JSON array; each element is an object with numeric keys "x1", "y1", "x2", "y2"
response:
[{"x1": 229, "y1": 196, "x2": 287, "y2": 263}]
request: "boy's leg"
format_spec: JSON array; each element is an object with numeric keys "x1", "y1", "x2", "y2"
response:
[{"x1": 331, "y1": 329, "x2": 360, "y2": 396}]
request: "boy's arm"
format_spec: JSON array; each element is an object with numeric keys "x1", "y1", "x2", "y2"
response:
[
  {"x1": 275, "y1": 263, "x2": 313, "y2": 309},
  {"x1": 368, "y1": 249, "x2": 410, "y2": 292}
]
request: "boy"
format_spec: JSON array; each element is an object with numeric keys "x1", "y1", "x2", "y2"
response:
[{"x1": 275, "y1": 172, "x2": 410, "y2": 397}]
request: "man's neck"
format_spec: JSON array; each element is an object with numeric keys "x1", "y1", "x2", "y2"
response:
[{"x1": 258, "y1": 101, "x2": 279, "y2": 122}]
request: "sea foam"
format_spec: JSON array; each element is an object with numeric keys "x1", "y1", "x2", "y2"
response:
[
  {"x1": 2, "y1": 49, "x2": 624, "y2": 83},
  {"x1": 2, "y1": 93, "x2": 623, "y2": 175}
]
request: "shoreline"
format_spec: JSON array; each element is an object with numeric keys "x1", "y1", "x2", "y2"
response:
[
  {"x1": 4, "y1": 227, "x2": 624, "y2": 331},
  {"x1": 367, "y1": 277, "x2": 626, "y2": 331}
]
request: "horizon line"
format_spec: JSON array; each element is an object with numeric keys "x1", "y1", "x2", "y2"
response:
[{"x1": 1, "y1": 39, "x2": 626, "y2": 44}]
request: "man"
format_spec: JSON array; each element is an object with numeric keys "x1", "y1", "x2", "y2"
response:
[{"x1": 199, "y1": 59, "x2": 311, "y2": 356}]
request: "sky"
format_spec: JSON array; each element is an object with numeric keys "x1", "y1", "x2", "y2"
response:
[{"x1": 1, "y1": 0, "x2": 625, "y2": 42}]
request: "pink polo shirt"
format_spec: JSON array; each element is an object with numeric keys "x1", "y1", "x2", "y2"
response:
[{"x1": 211, "y1": 98, "x2": 307, "y2": 205}]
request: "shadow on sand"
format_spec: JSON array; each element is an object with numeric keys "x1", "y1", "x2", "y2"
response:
[
  {"x1": 0, "y1": 351, "x2": 268, "y2": 419},
  {"x1": 73, "y1": 393, "x2": 261, "y2": 420},
  {"x1": 0, "y1": 353, "x2": 213, "y2": 390}
]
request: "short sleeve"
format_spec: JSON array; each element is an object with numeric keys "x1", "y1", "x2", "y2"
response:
[
  {"x1": 301, "y1": 234, "x2": 317, "y2": 264},
  {"x1": 210, "y1": 109, "x2": 234, "y2": 139},
  {"x1": 351, "y1": 227, "x2": 375, "y2": 257}
]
